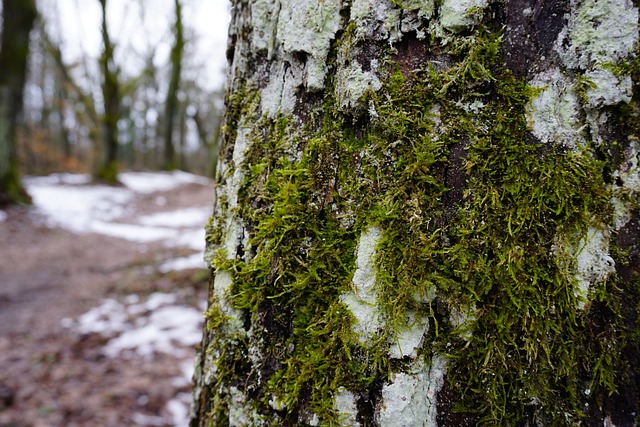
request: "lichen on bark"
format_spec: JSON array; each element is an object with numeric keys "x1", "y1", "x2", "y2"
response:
[{"x1": 192, "y1": 0, "x2": 640, "y2": 425}]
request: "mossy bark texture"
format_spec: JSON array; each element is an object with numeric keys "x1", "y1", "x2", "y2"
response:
[
  {"x1": 95, "y1": 0, "x2": 122, "y2": 184},
  {"x1": 0, "y1": 0, "x2": 37, "y2": 206},
  {"x1": 192, "y1": 0, "x2": 640, "y2": 425}
]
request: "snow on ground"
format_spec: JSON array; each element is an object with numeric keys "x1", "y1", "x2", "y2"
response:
[
  {"x1": 63, "y1": 292, "x2": 207, "y2": 427},
  {"x1": 118, "y1": 170, "x2": 211, "y2": 194},
  {"x1": 25, "y1": 171, "x2": 214, "y2": 427},
  {"x1": 24, "y1": 171, "x2": 212, "y2": 270},
  {"x1": 69, "y1": 292, "x2": 206, "y2": 359}
]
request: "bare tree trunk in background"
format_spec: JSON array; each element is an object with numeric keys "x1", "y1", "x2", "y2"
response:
[
  {"x1": 163, "y1": 0, "x2": 185, "y2": 171},
  {"x1": 189, "y1": 106, "x2": 220, "y2": 177},
  {"x1": 55, "y1": 79, "x2": 72, "y2": 161},
  {"x1": 179, "y1": 103, "x2": 187, "y2": 170},
  {"x1": 192, "y1": 0, "x2": 640, "y2": 425},
  {"x1": 0, "y1": 0, "x2": 37, "y2": 206},
  {"x1": 95, "y1": 0, "x2": 121, "y2": 183},
  {"x1": 44, "y1": 31, "x2": 101, "y2": 153}
]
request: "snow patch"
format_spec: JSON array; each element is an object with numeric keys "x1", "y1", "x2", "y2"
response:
[
  {"x1": 27, "y1": 183, "x2": 132, "y2": 232},
  {"x1": 25, "y1": 173, "x2": 92, "y2": 186},
  {"x1": 167, "y1": 392, "x2": 192, "y2": 427},
  {"x1": 131, "y1": 412, "x2": 166, "y2": 426},
  {"x1": 340, "y1": 227, "x2": 383, "y2": 343},
  {"x1": 160, "y1": 253, "x2": 206, "y2": 272},
  {"x1": 377, "y1": 355, "x2": 447, "y2": 427},
  {"x1": 138, "y1": 207, "x2": 210, "y2": 228},
  {"x1": 89, "y1": 221, "x2": 178, "y2": 242},
  {"x1": 72, "y1": 292, "x2": 203, "y2": 358},
  {"x1": 118, "y1": 170, "x2": 210, "y2": 193},
  {"x1": 25, "y1": 172, "x2": 212, "y2": 272}
]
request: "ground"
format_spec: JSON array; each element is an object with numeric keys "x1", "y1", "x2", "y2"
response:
[{"x1": 0, "y1": 174, "x2": 213, "y2": 427}]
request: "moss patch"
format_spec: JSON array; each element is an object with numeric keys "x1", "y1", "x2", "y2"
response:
[{"x1": 203, "y1": 11, "x2": 635, "y2": 427}]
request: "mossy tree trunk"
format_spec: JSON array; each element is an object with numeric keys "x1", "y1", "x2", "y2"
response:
[
  {"x1": 163, "y1": 0, "x2": 185, "y2": 171},
  {"x1": 0, "y1": 0, "x2": 37, "y2": 206},
  {"x1": 192, "y1": 0, "x2": 640, "y2": 425},
  {"x1": 95, "y1": 0, "x2": 121, "y2": 183}
]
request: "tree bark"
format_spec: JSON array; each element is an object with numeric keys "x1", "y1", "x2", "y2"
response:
[
  {"x1": 192, "y1": 0, "x2": 640, "y2": 425},
  {"x1": 163, "y1": 0, "x2": 185, "y2": 171},
  {"x1": 0, "y1": 0, "x2": 37, "y2": 206},
  {"x1": 95, "y1": 0, "x2": 121, "y2": 183}
]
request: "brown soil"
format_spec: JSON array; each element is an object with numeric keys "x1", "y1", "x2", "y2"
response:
[{"x1": 0, "y1": 181, "x2": 213, "y2": 427}]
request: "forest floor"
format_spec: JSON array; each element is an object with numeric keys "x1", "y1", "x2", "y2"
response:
[{"x1": 0, "y1": 172, "x2": 214, "y2": 427}]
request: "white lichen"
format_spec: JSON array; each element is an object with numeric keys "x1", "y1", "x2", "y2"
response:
[
  {"x1": 604, "y1": 415, "x2": 619, "y2": 427},
  {"x1": 340, "y1": 226, "x2": 383, "y2": 343},
  {"x1": 259, "y1": 0, "x2": 342, "y2": 115},
  {"x1": 568, "y1": 227, "x2": 616, "y2": 309},
  {"x1": 268, "y1": 395, "x2": 287, "y2": 411},
  {"x1": 277, "y1": 0, "x2": 342, "y2": 91},
  {"x1": 526, "y1": 68, "x2": 584, "y2": 149},
  {"x1": 349, "y1": 0, "x2": 402, "y2": 42},
  {"x1": 612, "y1": 137, "x2": 640, "y2": 229},
  {"x1": 247, "y1": 331, "x2": 265, "y2": 385},
  {"x1": 377, "y1": 355, "x2": 448, "y2": 427},
  {"x1": 556, "y1": 0, "x2": 639, "y2": 70},
  {"x1": 213, "y1": 270, "x2": 245, "y2": 333},
  {"x1": 261, "y1": 59, "x2": 304, "y2": 116},
  {"x1": 584, "y1": 68, "x2": 633, "y2": 108},
  {"x1": 228, "y1": 386, "x2": 266, "y2": 426},
  {"x1": 389, "y1": 311, "x2": 429, "y2": 359},
  {"x1": 301, "y1": 411, "x2": 320, "y2": 426},
  {"x1": 334, "y1": 60, "x2": 383, "y2": 110},
  {"x1": 401, "y1": 0, "x2": 435, "y2": 20},
  {"x1": 334, "y1": 388, "x2": 359, "y2": 427},
  {"x1": 250, "y1": 0, "x2": 278, "y2": 55},
  {"x1": 438, "y1": 0, "x2": 488, "y2": 33}
]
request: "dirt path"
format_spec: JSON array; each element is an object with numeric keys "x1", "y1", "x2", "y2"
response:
[{"x1": 0, "y1": 180, "x2": 212, "y2": 427}]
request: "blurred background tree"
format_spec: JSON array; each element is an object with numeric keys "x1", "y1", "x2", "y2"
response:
[
  {"x1": 0, "y1": 0, "x2": 228, "y2": 197},
  {"x1": 0, "y1": 0, "x2": 38, "y2": 206}
]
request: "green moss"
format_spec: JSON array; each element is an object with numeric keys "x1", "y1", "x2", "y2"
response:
[
  {"x1": 0, "y1": 167, "x2": 31, "y2": 206},
  {"x1": 203, "y1": 13, "x2": 630, "y2": 426},
  {"x1": 93, "y1": 160, "x2": 119, "y2": 184}
]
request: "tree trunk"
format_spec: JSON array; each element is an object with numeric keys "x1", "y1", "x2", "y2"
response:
[
  {"x1": 163, "y1": 0, "x2": 185, "y2": 171},
  {"x1": 0, "y1": 0, "x2": 37, "y2": 206},
  {"x1": 192, "y1": 0, "x2": 640, "y2": 425},
  {"x1": 95, "y1": 0, "x2": 121, "y2": 183}
]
